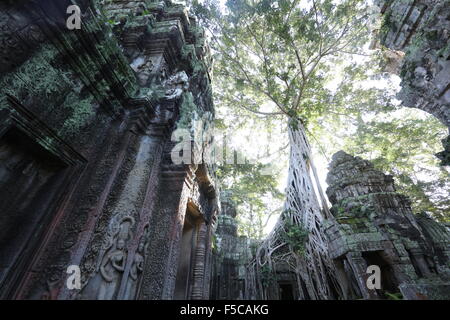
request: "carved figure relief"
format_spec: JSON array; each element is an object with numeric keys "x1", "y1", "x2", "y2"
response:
[
  {"x1": 98, "y1": 237, "x2": 126, "y2": 299},
  {"x1": 131, "y1": 56, "x2": 154, "y2": 87},
  {"x1": 123, "y1": 224, "x2": 149, "y2": 300},
  {"x1": 79, "y1": 216, "x2": 135, "y2": 300},
  {"x1": 163, "y1": 71, "x2": 189, "y2": 100},
  {"x1": 99, "y1": 216, "x2": 135, "y2": 299}
]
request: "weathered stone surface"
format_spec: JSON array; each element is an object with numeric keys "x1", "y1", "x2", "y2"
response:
[
  {"x1": 323, "y1": 151, "x2": 450, "y2": 299},
  {"x1": 399, "y1": 282, "x2": 450, "y2": 300},
  {"x1": 376, "y1": 0, "x2": 450, "y2": 165},
  {"x1": 0, "y1": 0, "x2": 218, "y2": 300},
  {"x1": 210, "y1": 193, "x2": 251, "y2": 300}
]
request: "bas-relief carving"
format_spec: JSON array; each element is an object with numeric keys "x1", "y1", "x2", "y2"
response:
[
  {"x1": 0, "y1": 9, "x2": 45, "y2": 73},
  {"x1": 123, "y1": 224, "x2": 150, "y2": 300},
  {"x1": 80, "y1": 187, "x2": 154, "y2": 300},
  {"x1": 131, "y1": 52, "x2": 169, "y2": 85},
  {"x1": 148, "y1": 70, "x2": 189, "y2": 124},
  {"x1": 131, "y1": 56, "x2": 154, "y2": 87},
  {"x1": 80, "y1": 216, "x2": 134, "y2": 299},
  {"x1": 98, "y1": 237, "x2": 126, "y2": 300},
  {"x1": 163, "y1": 71, "x2": 189, "y2": 100},
  {"x1": 123, "y1": 242, "x2": 144, "y2": 299}
]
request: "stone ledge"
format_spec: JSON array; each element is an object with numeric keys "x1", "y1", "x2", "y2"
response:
[{"x1": 399, "y1": 283, "x2": 450, "y2": 300}]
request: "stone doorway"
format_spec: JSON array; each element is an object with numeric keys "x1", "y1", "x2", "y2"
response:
[
  {"x1": 0, "y1": 127, "x2": 67, "y2": 297},
  {"x1": 174, "y1": 210, "x2": 197, "y2": 299},
  {"x1": 362, "y1": 251, "x2": 398, "y2": 295},
  {"x1": 279, "y1": 283, "x2": 295, "y2": 300}
]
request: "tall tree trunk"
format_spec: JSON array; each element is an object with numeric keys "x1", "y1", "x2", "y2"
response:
[
  {"x1": 250, "y1": 121, "x2": 344, "y2": 300},
  {"x1": 285, "y1": 122, "x2": 340, "y2": 299}
]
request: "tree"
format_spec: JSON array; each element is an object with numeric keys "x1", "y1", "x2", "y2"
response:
[
  {"x1": 313, "y1": 109, "x2": 449, "y2": 222},
  {"x1": 192, "y1": 0, "x2": 449, "y2": 299},
  {"x1": 192, "y1": 0, "x2": 379, "y2": 299},
  {"x1": 217, "y1": 161, "x2": 285, "y2": 240}
]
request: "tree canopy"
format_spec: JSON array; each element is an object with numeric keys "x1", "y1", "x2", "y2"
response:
[{"x1": 190, "y1": 0, "x2": 449, "y2": 237}]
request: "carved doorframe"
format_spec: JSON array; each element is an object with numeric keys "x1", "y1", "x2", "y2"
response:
[
  {"x1": 0, "y1": 95, "x2": 87, "y2": 299},
  {"x1": 174, "y1": 207, "x2": 203, "y2": 300}
]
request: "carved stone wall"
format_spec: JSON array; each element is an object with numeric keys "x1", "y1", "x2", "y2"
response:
[
  {"x1": 0, "y1": 0, "x2": 218, "y2": 300},
  {"x1": 322, "y1": 151, "x2": 450, "y2": 300},
  {"x1": 210, "y1": 194, "x2": 251, "y2": 300},
  {"x1": 376, "y1": 0, "x2": 450, "y2": 165}
]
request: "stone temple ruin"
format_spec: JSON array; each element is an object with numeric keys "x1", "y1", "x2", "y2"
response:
[
  {"x1": 376, "y1": 0, "x2": 450, "y2": 165},
  {"x1": 0, "y1": 0, "x2": 217, "y2": 300},
  {"x1": 323, "y1": 151, "x2": 450, "y2": 300},
  {"x1": 0, "y1": 0, "x2": 449, "y2": 300},
  {"x1": 240, "y1": 150, "x2": 450, "y2": 301},
  {"x1": 210, "y1": 194, "x2": 251, "y2": 300}
]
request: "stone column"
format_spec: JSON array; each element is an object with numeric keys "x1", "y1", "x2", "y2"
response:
[
  {"x1": 346, "y1": 252, "x2": 379, "y2": 299},
  {"x1": 333, "y1": 258, "x2": 351, "y2": 300},
  {"x1": 137, "y1": 162, "x2": 193, "y2": 300},
  {"x1": 202, "y1": 222, "x2": 215, "y2": 299},
  {"x1": 190, "y1": 222, "x2": 207, "y2": 300},
  {"x1": 409, "y1": 248, "x2": 433, "y2": 277}
]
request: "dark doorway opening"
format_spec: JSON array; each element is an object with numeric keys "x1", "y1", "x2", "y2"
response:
[
  {"x1": 0, "y1": 127, "x2": 67, "y2": 297},
  {"x1": 279, "y1": 283, "x2": 294, "y2": 300},
  {"x1": 174, "y1": 212, "x2": 196, "y2": 299},
  {"x1": 362, "y1": 251, "x2": 398, "y2": 295}
]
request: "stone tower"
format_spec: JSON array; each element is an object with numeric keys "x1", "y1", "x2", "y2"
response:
[
  {"x1": 323, "y1": 151, "x2": 450, "y2": 299},
  {"x1": 210, "y1": 193, "x2": 251, "y2": 300}
]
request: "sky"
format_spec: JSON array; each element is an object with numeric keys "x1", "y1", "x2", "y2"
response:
[
  {"x1": 195, "y1": 0, "x2": 384, "y2": 234},
  {"x1": 186, "y1": 0, "x2": 448, "y2": 235}
]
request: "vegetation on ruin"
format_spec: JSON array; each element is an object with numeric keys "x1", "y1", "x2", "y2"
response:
[
  {"x1": 259, "y1": 264, "x2": 277, "y2": 288},
  {"x1": 62, "y1": 92, "x2": 96, "y2": 136},
  {"x1": 281, "y1": 219, "x2": 308, "y2": 256},
  {"x1": 189, "y1": 0, "x2": 449, "y2": 234},
  {"x1": 188, "y1": 0, "x2": 449, "y2": 298},
  {"x1": 0, "y1": 44, "x2": 72, "y2": 101}
]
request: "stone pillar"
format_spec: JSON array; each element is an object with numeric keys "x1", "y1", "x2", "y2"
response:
[
  {"x1": 409, "y1": 248, "x2": 433, "y2": 278},
  {"x1": 190, "y1": 222, "x2": 207, "y2": 300},
  {"x1": 202, "y1": 222, "x2": 215, "y2": 299},
  {"x1": 138, "y1": 167, "x2": 191, "y2": 299},
  {"x1": 333, "y1": 259, "x2": 351, "y2": 300},
  {"x1": 345, "y1": 252, "x2": 379, "y2": 299}
]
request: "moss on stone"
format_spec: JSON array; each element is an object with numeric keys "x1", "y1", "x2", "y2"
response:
[
  {"x1": 379, "y1": 8, "x2": 395, "y2": 43},
  {"x1": 333, "y1": 194, "x2": 377, "y2": 219},
  {"x1": 61, "y1": 92, "x2": 96, "y2": 136},
  {"x1": 177, "y1": 91, "x2": 201, "y2": 129},
  {"x1": 182, "y1": 44, "x2": 207, "y2": 77},
  {"x1": 0, "y1": 44, "x2": 72, "y2": 101}
]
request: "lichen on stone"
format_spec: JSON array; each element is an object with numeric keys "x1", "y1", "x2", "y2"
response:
[
  {"x1": 176, "y1": 91, "x2": 201, "y2": 129},
  {"x1": 61, "y1": 92, "x2": 96, "y2": 136},
  {"x1": 0, "y1": 44, "x2": 72, "y2": 101}
]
